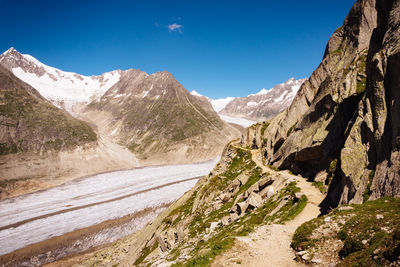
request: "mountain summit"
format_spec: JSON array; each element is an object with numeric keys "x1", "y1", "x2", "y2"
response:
[
  {"x1": 83, "y1": 69, "x2": 241, "y2": 164},
  {"x1": 0, "y1": 48, "x2": 121, "y2": 114}
]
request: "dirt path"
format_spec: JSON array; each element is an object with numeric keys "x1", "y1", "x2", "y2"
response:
[{"x1": 212, "y1": 147, "x2": 324, "y2": 267}]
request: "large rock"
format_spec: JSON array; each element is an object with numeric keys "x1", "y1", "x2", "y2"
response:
[
  {"x1": 247, "y1": 192, "x2": 263, "y2": 210},
  {"x1": 235, "y1": 201, "x2": 249, "y2": 215}
]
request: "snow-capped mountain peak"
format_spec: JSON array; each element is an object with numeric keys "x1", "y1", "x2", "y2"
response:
[
  {"x1": 256, "y1": 88, "x2": 269, "y2": 95},
  {"x1": 190, "y1": 90, "x2": 205, "y2": 97},
  {"x1": 219, "y1": 78, "x2": 306, "y2": 121},
  {"x1": 0, "y1": 47, "x2": 122, "y2": 114}
]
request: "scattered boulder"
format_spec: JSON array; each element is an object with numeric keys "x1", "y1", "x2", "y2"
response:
[
  {"x1": 258, "y1": 176, "x2": 273, "y2": 191},
  {"x1": 210, "y1": 222, "x2": 219, "y2": 232},
  {"x1": 219, "y1": 192, "x2": 231, "y2": 203},
  {"x1": 230, "y1": 212, "x2": 239, "y2": 222},
  {"x1": 156, "y1": 234, "x2": 168, "y2": 252},
  {"x1": 229, "y1": 179, "x2": 241, "y2": 192},
  {"x1": 311, "y1": 258, "x2": 323, "y2": 264},
  {"x1": 294, "y1": 192, "x2": 304, "y2": 202},
  {"x1": 236, "y1": 201, "x2": 249, "y2": 215},
  {"x1": 247, "y1": 183, "x2": 260, "y2": 194},
  {"x1": 237, "y1": 173, "x2": 249, "y2": 186},
  {"x1": 297, "y1": 251, "x2": 308, "y2": 256},
  {"x1": 302, "y1": 253, "x2": 311, "y2": 261},
  {"x1": 176, "y1": 226, "x2": 185, "y2": 241},
  {"x1": 247, "y1": 192, "x2": 263, "y2": 210},
  {"x1": 221, "y1": 215, "x2": 231, "y2": 226}
]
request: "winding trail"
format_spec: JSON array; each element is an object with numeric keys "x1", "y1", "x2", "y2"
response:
[{"x1": 212, "y1": 146, "x2": 324, "y2": 267}]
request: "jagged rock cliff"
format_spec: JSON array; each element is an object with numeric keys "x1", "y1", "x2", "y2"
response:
[{"x1": 242, "y1": 0, "x2": 400, "y2": 208}]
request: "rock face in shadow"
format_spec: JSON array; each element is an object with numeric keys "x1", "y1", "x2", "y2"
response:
[{"x1": 241, "y1": 0, "x2": 400, "y2": 208}]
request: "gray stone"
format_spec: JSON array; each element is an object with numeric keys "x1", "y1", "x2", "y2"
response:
[
  {"x1": 230, "y1": 212, "x2": 240, "y2": 222},
  {"x1": 156, "y1": 234, "x2": 168, "y2": 252},
  {"x1": 258, "y1": 177, "x2": 273, "y2": 191},
  {"x1": 236, "y1": 201, "x2": 249, "y2": 215},
  {"x1": 338, "y1": 206, "x2": 354, "y2": 211},
  {"x1": 237, "y1": 173, "x2": 249, "y2": 186},
  {"x1": 247, "y1": 192, "x2": 263, "y2": 210}
]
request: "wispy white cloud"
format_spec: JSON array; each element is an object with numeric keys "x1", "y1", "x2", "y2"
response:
[{"x1": 167, "y1": 23, "x2": 183, "y2": 33}]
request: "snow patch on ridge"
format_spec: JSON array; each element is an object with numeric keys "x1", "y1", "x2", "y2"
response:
[
  {"x1": 5, "y1": 51, "x2": 121, "y2": 114},
  {"x1": 210, "y1": 97, "x2": 235, "y2": 112}
]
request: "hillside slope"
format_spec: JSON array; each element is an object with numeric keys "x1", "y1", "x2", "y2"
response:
[
  {"x1": 0, "y1": 65, "x2": 138, "y2": 199},
  {"x1": 242, "y1": 0, "x2": 400, "y2": 209},
  {"x1": 73, "y1": 141, "x2": 320, "y2": 266},
  {"x1": 83, "y1": 70, "x2": 240, "y2": 164}
]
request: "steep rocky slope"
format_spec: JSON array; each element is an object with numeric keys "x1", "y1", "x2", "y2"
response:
[
  {"x1": 0, "y1": 48, "x2": 121, "y2": 114},
  {"x1": 0, "y1": 65, "x2": 138, "y2": 199},
  {"x1": 242, "y1": 0, "x2": 400, "y2": 209},
  {"x1": 71, "y1": 142, "x2": 319, "y2": 266},
  {"x1": 220, "y1": 78, "x2": 306, "y2": 121},
  {"x1": 83, "y1": 70, "x2": 240, "y2": 164}
]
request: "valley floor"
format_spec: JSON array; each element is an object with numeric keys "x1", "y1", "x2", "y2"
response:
[{"x1": 0, "y1": 159, "x2": 218, "y2": 266}]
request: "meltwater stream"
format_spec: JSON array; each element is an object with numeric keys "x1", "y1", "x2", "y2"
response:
[{"x1": 0, "y1": 158, "x2": 218, "y2": 257}]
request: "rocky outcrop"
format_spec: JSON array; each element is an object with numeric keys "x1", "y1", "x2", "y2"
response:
[{"x1": 241, "y1": 0, "x2": 400, "y2": 208}]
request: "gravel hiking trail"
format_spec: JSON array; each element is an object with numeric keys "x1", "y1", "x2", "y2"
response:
[{"x1": 212, "y1": 146, "x2": 324, "y2": 267}]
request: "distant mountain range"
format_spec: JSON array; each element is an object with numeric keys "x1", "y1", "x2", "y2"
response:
[
  {"x1": 191, "y1": 77, "x2": 306, "y2": 126},
  {"x1": 0, "y1": 47, "x2": 304, "y2": 128},
  {"x1": 0, "y1": 48, "x2": 242, "y2": 180}
]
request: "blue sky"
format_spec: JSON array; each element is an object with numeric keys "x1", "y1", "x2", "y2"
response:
[{"x1": 0, "y1": 0, "x2": 355, "y2": 98}]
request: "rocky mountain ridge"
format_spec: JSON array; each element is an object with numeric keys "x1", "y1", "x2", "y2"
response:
[
  {"x1": 0, "y1": 48, "x2": 121, "y2": 114},
  {"x1": 241, "y1": 0, "x2": 400, "y2": 209},
  {"x1": 0, "y1": 65, "x2": 134, "y2": 200},
  {"x1": 190, "y1": 78, "x2": 305, "y2": 127},
  {"x1": 220, "y1": 78, "x2": 306, "y2": 121},
  {"x1": 83, "y1": 69, "x2": 241, "y2": 164}
]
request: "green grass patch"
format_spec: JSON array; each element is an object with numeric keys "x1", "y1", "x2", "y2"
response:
[
  {"x1": 134, "y1": 240, "x2": 159, "y2": 266},
  {"x1": 356, "y1": 77, "x2": 366, "y2": 94},
  {"x1": 286, "y1": 122, "x2": 297, "y2": 137},
  {"x1": 293, "y1": 197, "x2": 400, "y2": 266},
  {"x1": 312, "y1": 181, "x2": 327, "y2": 194},
  {"x1": 362, "y1": 170, "x2": 375, "y2": 202},
  {"x1": 267, "y1": 165, "x2": 280, "y2": 172},
  {"x1": 260, "y1": 122, "x2": 270, "y2": 136}
]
